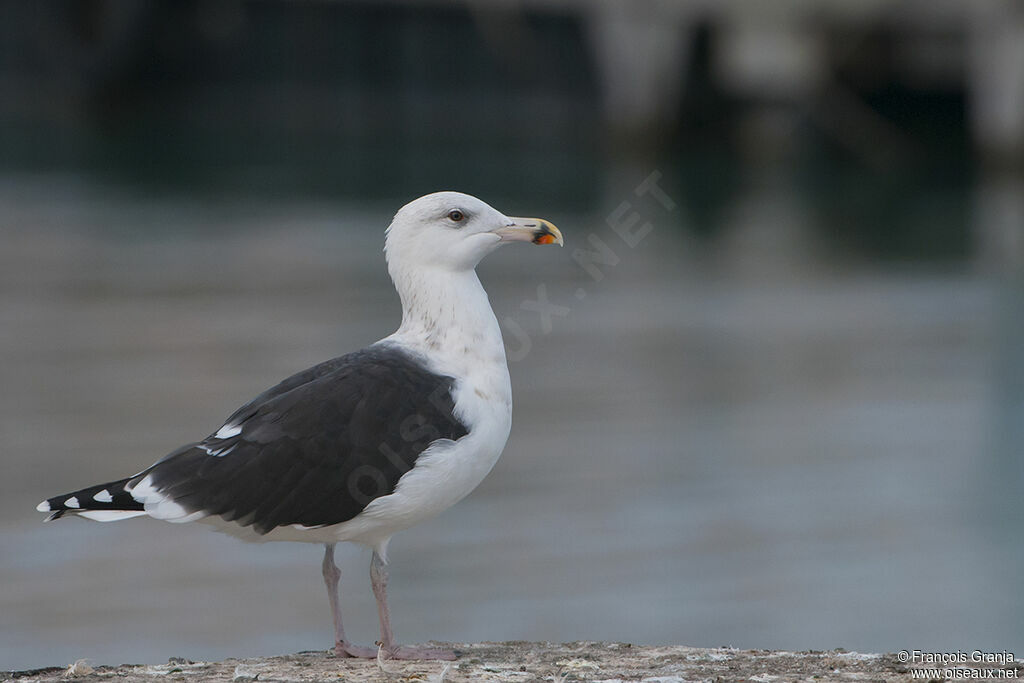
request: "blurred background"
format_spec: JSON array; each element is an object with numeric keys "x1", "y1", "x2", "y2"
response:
[{"x1": 3, "y1": 0, "x2": 1023, "y2": 672}]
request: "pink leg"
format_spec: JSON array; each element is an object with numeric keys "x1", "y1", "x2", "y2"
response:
[
  {"x1": 370, "y1": 551, "x2": 456, "y2": 660},
  {"x1": 322, "y1": 544, "x2": 377, "y2": 658}
]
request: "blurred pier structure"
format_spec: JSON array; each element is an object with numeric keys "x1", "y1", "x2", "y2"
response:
[
  {"x1": 1, "y1": 0, "x2": 1022, "y2": 169},
  {"x1": 582, "y1": 0, "x2": 1024, "y2": 166}
]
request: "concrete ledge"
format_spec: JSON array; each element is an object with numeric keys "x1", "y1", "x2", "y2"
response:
[{"x1": 9, "y1": 641, "x2": 1020, "y2": 682}]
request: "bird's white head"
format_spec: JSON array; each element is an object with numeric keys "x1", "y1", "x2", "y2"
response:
[{"x1": 384, "y1": 191, "x2": 562, "y2": 276}]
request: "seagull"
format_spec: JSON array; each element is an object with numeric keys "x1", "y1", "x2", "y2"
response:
[{"x1": 36, "y1": 192, "x2": 563, "y2": 661}]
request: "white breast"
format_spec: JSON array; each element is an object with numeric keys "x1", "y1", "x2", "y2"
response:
[{"x1": 321, "y1": 336, "x2": 512, "y2": 556}]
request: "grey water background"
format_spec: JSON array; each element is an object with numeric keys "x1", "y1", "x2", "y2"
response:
[
  {"x1": 3, "y1": 166, "x2": 1023, "y2": 671},
  {"x1": 3, "y1": 0, "x2": 1024, "y2": 672}
]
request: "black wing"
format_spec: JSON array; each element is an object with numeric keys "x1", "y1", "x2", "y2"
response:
[{"x1": 135, "y1": 344, "x2": 468, "y2": 535}]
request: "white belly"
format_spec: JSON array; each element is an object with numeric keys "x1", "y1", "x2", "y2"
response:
[
  {"x1": 201, "y1": 427, "x2": 508, "y2": 552},
  {"x1": 216, "y1": 374, "x2": 512, "y2": 555},
  {"x1": 325, "y1": 368, "x2": 512, "y2": 554}
]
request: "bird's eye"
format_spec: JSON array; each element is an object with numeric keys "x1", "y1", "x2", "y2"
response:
[{"x1": 447, "y1": 209, "x2": 465, "y2": 223}]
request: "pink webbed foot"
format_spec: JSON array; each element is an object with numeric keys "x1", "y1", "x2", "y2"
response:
[
  {"x1": 368, "y1": 551, "x2": 456, "y2": 661},
  {"x1": 333, "y1": 641, "x2": 380, "y2": 659}
]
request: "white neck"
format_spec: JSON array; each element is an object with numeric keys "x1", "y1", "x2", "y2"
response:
[{"x1": 387, "y1": 265, "x2": 507, "y2": 372}]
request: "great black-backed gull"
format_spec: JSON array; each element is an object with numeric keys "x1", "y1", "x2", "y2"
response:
[{"x1": 36, "y1": 191, "x2": 563, "y2": 661}]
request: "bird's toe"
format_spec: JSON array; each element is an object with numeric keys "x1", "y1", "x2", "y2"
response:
[{"x1": 333, "y1": 641, "x2": 380, "y2": 659}]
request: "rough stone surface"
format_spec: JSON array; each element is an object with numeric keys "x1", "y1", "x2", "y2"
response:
[{"x1": 4, "y1": 642, "x2": 1021, "y2": 682}]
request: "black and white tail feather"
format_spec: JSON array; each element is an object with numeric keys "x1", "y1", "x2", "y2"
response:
[{"x1": 37, "y1": 477, "x2": 146, "y2": 522}]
